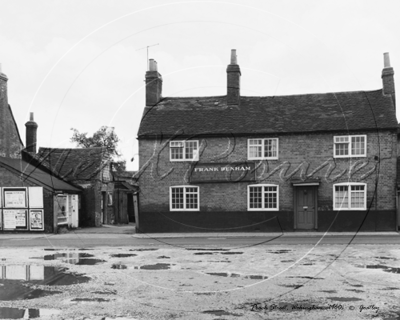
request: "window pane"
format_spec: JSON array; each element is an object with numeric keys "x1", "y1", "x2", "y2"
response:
[
  {"x1": 249, "y1": 187, "x2": 262, "y2": 208},
  {"x1": 264, "y1": 139, "x2": 277, "y2": 158},
  {"x1": 350, "y1": 185, "x2": 365, "y2": 208},
  {"x1": 335, "y1": 143, "x2": 349, "y2": 156},
  {"x1": 351, "y1": 136, "x2": 365, "y2": 156},
  {"x1": 335, "y1": 186, "x2": 348, "y2": 209},
  {"x1": 249, "y1": 140, "x2": 262, "y2": 158},
  {"x1": 185, "y1": 187, "x2": 198, "y2": 209},
  {"x1": 264, "y1": 186, "x2": 277, "y2": 208},
  {"x1": 171, "y1": 147, "x2": 183, "y2": 159},
  {"x1": 249, "y1": 146, "x2": 262, "y2": 158},
  {"x1": 171, "y1": 188, "x2": 184, "y2": 209},
  {"x1": 185, "y1": 141, "x2": 197, "y2": 160}
]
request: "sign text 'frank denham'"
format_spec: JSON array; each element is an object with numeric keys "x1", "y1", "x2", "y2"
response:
[{"x1": 189, "y1": 163, "x2": 255, "y2": 183}]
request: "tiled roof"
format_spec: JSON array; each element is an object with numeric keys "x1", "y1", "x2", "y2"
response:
[
  {"x1": 0, "y1": 157, "x2": 81, "y2": 192},
  {"x1": 30, "y1": 147, "x2": 109, "y2": 181},
  {"x1": 138, "y1": 90, "x2": 397, "y2": 137}
]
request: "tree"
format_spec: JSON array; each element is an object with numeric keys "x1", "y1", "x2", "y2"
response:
[{"x1": 70, "y1": 126, "x2": 126, "y2": 171}]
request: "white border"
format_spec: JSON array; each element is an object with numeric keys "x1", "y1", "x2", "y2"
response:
[
  {"x1": 169, "y1": 185, "x2": 200, "y2": 211},
  {"x1": 247, "y1": 138, "x2": 279, "y2": 160},
  {"x1": 333, "y1": 182, "x2": 367, "y2": 210},
  {"x1": 247, "y1": 184, "x2": 279, "y2": 211},
  {"x1": 333, "y1": 134, "x2": 367, "y2": 158},
  {"x1": 169, "y1": 140, "x2": 199, "y2": 162}
]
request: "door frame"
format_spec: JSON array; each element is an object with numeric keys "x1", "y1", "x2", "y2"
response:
[{"x1": 293, "y1": 182, "x2": 319, "y2": 230}]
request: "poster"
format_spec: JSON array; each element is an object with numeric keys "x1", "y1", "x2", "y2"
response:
[
  {"x1": 4, "y1": 189, "x2": 27, "y2": 208},
  {"x1": 30, "y1": 209, "x2": 44, "y2": 230},
  {"x1": 3, "y1": 209, "x2": 27, "y2": 229}
]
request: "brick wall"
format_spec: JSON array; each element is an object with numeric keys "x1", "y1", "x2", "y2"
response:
[
  {"x1": 138, "y1": 130, "x2": 396, "y2": 209},
  {"x1": 0, "y1": 75, "x2": 24, "y2": 158}
]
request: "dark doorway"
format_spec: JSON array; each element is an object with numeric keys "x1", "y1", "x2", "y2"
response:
[
  {"x1": 295, "y1": 186, "x2": 317, "y2": 230},
  {"x1": 128, "y1": 194, "x2": 135, "y2": 223}
]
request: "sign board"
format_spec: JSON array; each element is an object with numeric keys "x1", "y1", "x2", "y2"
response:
[
  {"x1": 4, "y1": 189, "x2": 27, "y2": 208},
  {"x1": 3, "y1": 209, "x2": 27, "y2": 230},
  {"x1": 28, "y1": 187, "x2": 44, "y2": 208},
  {"x1": 189, "y1": 162, "x2": 256, "y2": 183},
  {"x1": 29, "y1": 209, "x2": 44, "y2": 231}
]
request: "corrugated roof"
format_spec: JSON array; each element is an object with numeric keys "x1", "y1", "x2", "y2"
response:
[
  {"x1": 138, "y1": 90, "x2": 397, "y2": 137},
  {"x1": 0, "y1": 157, "x2": 81, "y2": 192},
  {"x1": 32, "y1": 147, "x2": 108, "y2": 181}
]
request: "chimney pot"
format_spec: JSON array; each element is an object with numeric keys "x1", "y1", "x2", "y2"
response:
[
  {"x1": 384, "y1": 52, "x2": 391, "y2": 68},
  {"x1": 231, "y1": 49, "x2": 237, "y2": 64},
  {"x1": 30, "y1": 112, "x2": 34, "y2": 121}
]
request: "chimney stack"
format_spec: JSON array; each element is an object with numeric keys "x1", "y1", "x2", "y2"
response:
[
  {"x1": 227, "y1": 49, "x2": 241, "y2": 106},
  {"x1": 25, "y1": 112, "x2": 38, "y2": 153},
  {"x1": 382, "y1": 52, "x2": 395, "y2": 108},
  {"x1": 145, "y1": 59, "x2": 162, "y2": 106}
]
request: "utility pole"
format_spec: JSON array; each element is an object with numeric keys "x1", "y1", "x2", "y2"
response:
[{"x1": 136, "y1": 43, "x2": 159, "y2": 70}]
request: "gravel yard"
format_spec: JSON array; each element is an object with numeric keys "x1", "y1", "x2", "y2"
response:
[{"x1": 1, "y1": 244, "x2": 400, "y2": 319}]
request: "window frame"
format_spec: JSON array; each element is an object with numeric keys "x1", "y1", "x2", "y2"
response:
[
  {"x1": 333, "y1": 182, "x2": 367, "y2": 211},
  {"x1": 169, "y1": 186, "x2": 200, "y2": 211},
  {"x1": 169, "y1": 140, "x2": 199, "y2": 162},
  {"x1": 333, "y1": 135, "x2": 367, "y2": 158},
  {"x1": 247, "y1": 138, "x2": 279, "y2": 160},
  {"x1": 247, "y1": 184, "x2": 279, "y2": 211}
]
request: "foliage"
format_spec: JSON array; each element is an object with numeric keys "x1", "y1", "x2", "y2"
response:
[{"x1": 70, "y1": 126, "x2": 126, "y2": 171}]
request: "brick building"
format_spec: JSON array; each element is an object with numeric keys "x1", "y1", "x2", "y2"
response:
[
  {"x1": 23, "y1": 147, "x2": 115, "y2": 227},
  {"x1": 136, "y1": 50, "x2": 398, "y2": 233},
  {"x1": 0, "y1": 66, "x2": 80, "y2": 233}
]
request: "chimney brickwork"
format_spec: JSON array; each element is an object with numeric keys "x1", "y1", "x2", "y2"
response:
[
  {"x1": 145, "y1": 59, "x2": 162, "y2": 106},
  {"x1": 382, "y1": 52, "x2": 396, "y2": 109},
  {"x1": 25, "y1": 112, "x2": 38, "y2": 153},
  {"x1": 227, "y1": 49, "x2": 241, "y2": 106},
  {"x1": 0, "y1": 67, "x2": 23, "y2": 158}
]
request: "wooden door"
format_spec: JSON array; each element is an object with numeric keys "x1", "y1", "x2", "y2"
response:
[{"x1": 296, "y1": 187, "x2": 316, "y2": 229}]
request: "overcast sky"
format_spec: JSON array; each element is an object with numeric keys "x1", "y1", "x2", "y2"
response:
[{"x1": 1, "y1": 0, "x2": 399, "y2": 170}]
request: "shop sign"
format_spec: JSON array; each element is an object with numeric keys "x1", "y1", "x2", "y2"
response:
[
  {"x1": 3, "y1": 209, "x2": 27, "y2": 229},
  {"x1": 30, "y1": 209, "x2": 44, "y2": 231},
  {"x1": 189, "y1": 162, "x2": 256, "y2": 183}
]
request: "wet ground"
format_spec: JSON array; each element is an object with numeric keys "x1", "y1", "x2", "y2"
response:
[{"x1": 0, "y1": 244, "x2": 399, "y2": 319}]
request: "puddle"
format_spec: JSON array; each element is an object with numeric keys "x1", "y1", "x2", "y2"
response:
[
  {"x1": 0, "y1": 307, "x2": 61, "y2": 319},
  {"x1": 220, "y1": 252, "x2": 243, "y2": 255},
  {"x1": 281, "y1": 260, "x2": 295, "y2": 263},
  {"x1": 72, "y1": 298, "x2": 109, "y2": 302},
  {"x1": 346, "y1": 289, "x2": 364, "y2": 293},
  {"x1": 280, "y1": 284, "x2": 303, "y2": 289},
  {"x1": 328, "y1": 297, "x2": 362, "y2": 302},
  {"x1": 110, "y1": 254, "x2": 137, "y2": 258},
  {"x1": 92, "y1": 290, "x2": 117, "y2": 295},
  {"x1": 288, "y1": 276, "x2": 324, "y2": 280},
  {"x1": 381, "y1": 287, "x2": 400, "y2": 290},
  {"x1": 376, "y1": 256, "x2": 396, "y2": 260},
  {"x1": 356, "y1": 264, "x2": 400, "y2": 274},
  {"x1": 202, "y1": 310, "x2": 240, "y2": 316},
  {"x1": 129, "y1": 249, "x2": 158, "y2": 251},
  {"x1": 270, "y1": 250, "x2": 291, "y2": 254},
  {"x1": 206, "y1": 272, "x2": 267, "y2": 279},
  {"x1": 320, "y1": 290, "x2": 337, "y2": 293},
  {"x1": 157, "y1": 256, "x2": 170, "y2": 259},
  {"x1": 136, "y1": 263, "x2": 171, "y2": 270},
  {"x1": 194, "y1": 252, "x2": 214, "y2": 255},
  {"x1": 0, "y1": 265, "x2": 90, "y2": 300},
  {"x1": 30, "y1": 253, "x2": 104, "y2": 265},
  {"x1": 186, "y1": 248, "x2": 229, "y2": 251}
]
